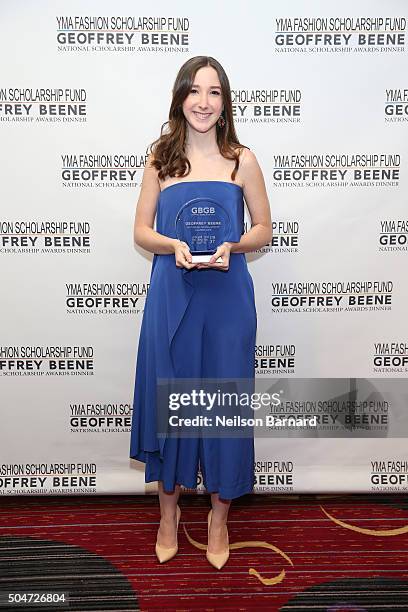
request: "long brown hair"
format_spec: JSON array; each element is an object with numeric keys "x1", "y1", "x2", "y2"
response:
[{"x1": 148, "y1": 56, "x2": 248, "y2": 182}]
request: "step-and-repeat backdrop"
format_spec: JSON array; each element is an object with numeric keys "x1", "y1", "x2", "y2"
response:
[{"x1": 1, "y1": 1, "x2": 407, "y2": 497}]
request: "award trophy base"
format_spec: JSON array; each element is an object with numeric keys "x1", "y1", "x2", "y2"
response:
[{"x1": 191, "y1": 254, "x2": 223, "y2": 264}]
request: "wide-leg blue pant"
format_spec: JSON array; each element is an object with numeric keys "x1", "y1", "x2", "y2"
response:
[{"x1": 144, "y1": 262, "x2": 257, "y2": 500}]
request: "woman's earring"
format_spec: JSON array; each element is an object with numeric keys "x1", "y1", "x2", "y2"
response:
[{"x1": 217, "y1": 112, "x2": 226, "y2": 128}]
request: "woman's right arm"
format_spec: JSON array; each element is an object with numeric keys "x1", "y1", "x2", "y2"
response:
[
  {"x1": 133, "y1": 154, "x2": 197, "y2": 268},
  {"x1": 133, "y1": 153, "x2": 178, "y2": 254}
]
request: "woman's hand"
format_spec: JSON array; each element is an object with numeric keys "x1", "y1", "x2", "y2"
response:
[
  {"x1": 174, "y1": 239, "x2": 197, "y2": 270},
  {"x1": 196, "y1": 242, "x2": 232, "y2": 271}
]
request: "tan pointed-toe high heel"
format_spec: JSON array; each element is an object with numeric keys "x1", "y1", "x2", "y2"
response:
[
  {"x1": 206, "y1": 509, "x2": 230, "y2": 570},
  {"x1": 155, "y1": 504, "x2": 181, "y2": 563}
]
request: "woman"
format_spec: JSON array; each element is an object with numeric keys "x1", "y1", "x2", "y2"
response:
[{"x1": 130, "y1": 56, "x2": 272, "y2": 569}]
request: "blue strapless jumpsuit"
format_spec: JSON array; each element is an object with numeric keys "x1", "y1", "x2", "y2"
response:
[{"x1": 129, "y1": 180, "x2": 257, "y2": 500}]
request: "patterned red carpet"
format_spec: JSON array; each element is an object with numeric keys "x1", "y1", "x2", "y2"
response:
[{"x1": 0, "y1": 492, "x2": 407, "y2": 611}]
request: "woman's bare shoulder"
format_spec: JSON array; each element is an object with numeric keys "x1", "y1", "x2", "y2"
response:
[
  {"x1": 146, "y1": 151, "x2": 157, "y2": 168},
  {"x1": 235, "y1": 145, "x2": 255, "y2": 165},
  {"x1": 234, "y1": 145, "x2": 249, "y2": 155}
]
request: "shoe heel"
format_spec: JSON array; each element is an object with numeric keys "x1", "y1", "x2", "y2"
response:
[
  {"x1": 155, "y1": 504, "x2": 181, "y2": 563},
  {"x1": 206, "y1": 509, "x2": 230, "y2": 570}
]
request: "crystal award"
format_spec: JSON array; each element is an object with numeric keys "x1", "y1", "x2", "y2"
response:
[{"x1": 175, "y1": 196, "x2": 232, "y2": 263}]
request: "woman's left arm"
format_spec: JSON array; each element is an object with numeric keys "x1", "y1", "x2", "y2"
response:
[{"x1": 226, "y1": 147, "x2": 272, "y2": 254}]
